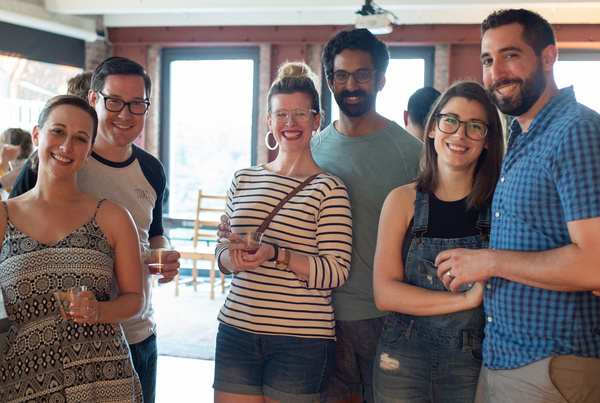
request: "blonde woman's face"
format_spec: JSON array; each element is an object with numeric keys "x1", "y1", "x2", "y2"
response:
[{"x1": 267, "y1": 92, "x2": 320, "y2": 153}]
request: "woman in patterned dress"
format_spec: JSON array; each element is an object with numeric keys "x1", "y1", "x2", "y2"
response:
[{"x1": 0, "y1": 95, "x2": 144, "y2": 402}]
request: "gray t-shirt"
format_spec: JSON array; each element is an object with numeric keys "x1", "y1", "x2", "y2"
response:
[{"x1": 312, "y1": 121, "x2": 422, "y2": 321}]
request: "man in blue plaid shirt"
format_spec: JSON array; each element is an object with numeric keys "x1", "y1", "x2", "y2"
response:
[{"x1": 436, "y1": 9, "x2": 600, "y2": 402}]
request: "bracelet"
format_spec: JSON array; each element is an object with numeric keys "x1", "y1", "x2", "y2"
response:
[{"x1": 267, "y1": 243, "x2": 279, "y2": 262}]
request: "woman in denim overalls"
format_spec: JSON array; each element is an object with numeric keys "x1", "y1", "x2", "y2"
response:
[{"x1": 372, "y1": 82, "x2": 505, "y2": 402}]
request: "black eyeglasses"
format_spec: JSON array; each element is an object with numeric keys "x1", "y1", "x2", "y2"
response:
[
  {"x1": 98, "y1": 92, "x2": 150, "y2": 115},
  {"x1": 332, "y1": 69, "x2": 377, "y2": 85},
  {"x1": 435, "y1": 113, "x2": 489, "y2": 141}
]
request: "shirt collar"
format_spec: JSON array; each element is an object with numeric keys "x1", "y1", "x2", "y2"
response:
[{"x1": 507, "y1": 86, "x2": 576, "y2": 147}]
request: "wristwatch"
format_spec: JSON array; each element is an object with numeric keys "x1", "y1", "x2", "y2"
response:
[{"x1": 275, "y1": 248, "x2": 291, "y2": 271}]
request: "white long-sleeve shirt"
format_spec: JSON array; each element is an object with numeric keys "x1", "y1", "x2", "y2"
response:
[{"x1": 216, "y1": 166, "x2": 352, "y2": 339}]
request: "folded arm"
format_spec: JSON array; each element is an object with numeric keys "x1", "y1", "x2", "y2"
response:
[
  {"x1": 436, "y1": 216, "x2": 600, "y2": 293},
  {"x1": 374, "y1": 185, "x2": 483, "y2": 315}
]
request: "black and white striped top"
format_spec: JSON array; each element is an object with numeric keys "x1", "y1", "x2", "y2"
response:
[{"x1": 216, "y1": 166, "x2": 353, "y2": 339}]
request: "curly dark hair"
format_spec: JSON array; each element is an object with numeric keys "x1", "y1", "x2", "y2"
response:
[{"x1": 322, "y1": 28, "x2": 390, "y2": 81}]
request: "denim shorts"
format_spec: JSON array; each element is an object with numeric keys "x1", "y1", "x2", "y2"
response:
[{"x1": 213, "y1": 323, "x2": 335, "y2": 403}]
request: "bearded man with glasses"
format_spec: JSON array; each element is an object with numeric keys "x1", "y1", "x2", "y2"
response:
[
  {"x1": 311, "y1": 28, "x2": 423, "y2": 403},
  {"x1": 9, "y1": 56, "x2": 180, "y2": 403}
]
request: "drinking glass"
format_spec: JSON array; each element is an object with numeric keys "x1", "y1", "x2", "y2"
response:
[
  {"x1": 54, "y1": 285, "x2": 87, "y2": 320},
  {"x1": 232, "y1": 232, "x2": 263, "y2": 254},
  {"x1": 147, "y1": 248, "x2": 176, "y2": 274}
]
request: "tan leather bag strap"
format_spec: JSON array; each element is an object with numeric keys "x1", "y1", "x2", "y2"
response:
[{"x1": 257, "y1": 173, "x2": 319, "y2": 233}]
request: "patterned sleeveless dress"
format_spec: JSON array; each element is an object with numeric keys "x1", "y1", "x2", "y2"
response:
[{"x1": 0, "y1": 200, "x2": 142, "y2": 402}]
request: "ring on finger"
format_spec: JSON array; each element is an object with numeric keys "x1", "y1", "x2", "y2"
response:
[{"x1": 446, "y1": 270, "x2": 454, "y2": 278}]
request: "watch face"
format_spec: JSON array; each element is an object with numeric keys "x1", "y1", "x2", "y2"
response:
[{"x1": 276, "y1": 249, "x2": 290, "y2": 270}]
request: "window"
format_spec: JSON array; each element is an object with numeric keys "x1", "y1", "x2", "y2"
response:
[
  {"x1": 555, "y1": 50, "x2": 600, "y2": 113},
  {"x1": 161, "y1": 47, "x2": 259, "y2": 216},
  {"x1": 322, "y1": 47, "x2": 434, "y2": 127},
  {"x1": 0, "y1": 54, "x2": 81, "y2": 134}
]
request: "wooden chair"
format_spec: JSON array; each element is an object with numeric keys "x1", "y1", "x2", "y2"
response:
[{"x1": 176, "y1": 190, "x2": 228, "y2": 299}]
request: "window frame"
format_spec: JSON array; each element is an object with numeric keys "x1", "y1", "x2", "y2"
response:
[{"x1": 160, "y1": 47, "x2": 260, "y2": 214}]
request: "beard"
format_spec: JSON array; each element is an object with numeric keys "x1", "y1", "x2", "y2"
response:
[
  {"x1": 334, "y1": 89, "x2": 377, "y2": 118},
  {"x1": 486, "y1": 62, "x2": 546, "y2": 117}
]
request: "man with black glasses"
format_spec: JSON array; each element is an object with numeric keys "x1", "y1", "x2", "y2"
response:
[
  {"x1": 314, "y1": 29, "x2": 423, "y2": 403},
  {"x1": 10, "y1": 56, "x2": 180, "y2": 403}
]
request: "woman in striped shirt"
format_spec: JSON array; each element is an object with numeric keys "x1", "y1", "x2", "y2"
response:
[{"x1": 213, "y1": 61, "x2": 352, "y2": 403}]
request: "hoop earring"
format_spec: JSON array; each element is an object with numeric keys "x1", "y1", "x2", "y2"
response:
[
  {"x1": 311, "y1": 130, "x2": 322, "y2": 149},
  {"x1": 265, "y1": 131, "x2": 279, "y2": 151}
]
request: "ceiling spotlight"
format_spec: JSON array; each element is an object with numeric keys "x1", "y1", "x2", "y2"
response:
[{"x1": 355, "y1": 0, "x2": 396, "y2": 35}]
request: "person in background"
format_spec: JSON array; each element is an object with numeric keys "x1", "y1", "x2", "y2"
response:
[
  {"x1": 10, "y1": 56, "x2": 180, "y2": 403},
  {"x1": 213, "y1": 61, "x2": 352, "y2": 403},
  {"x1": 0, "y1": 128, "x2": 33, "y2": 164},
  {"x1": 67, "y1": 70, "x2": 94, "y2": 100},
  {"x1": 436, "y1": 9, "x2": 600, "y2": 402},
  {"x1": 0, "y1": 95, "x2": 143, "y2": 402},
  {"x1": 373, "y1": 81, "x2": 504, "y2": 402},
  {"x1": 403, "y1": 86, "x2": 441, "y2": 141},
  {"x1": 0, "y1": 128, "x2": 33, "y2": 198}
]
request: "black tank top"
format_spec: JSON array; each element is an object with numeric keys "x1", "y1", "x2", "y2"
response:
[{"x1": 401, "y1": 193, "x2": 481, "y2": 266}]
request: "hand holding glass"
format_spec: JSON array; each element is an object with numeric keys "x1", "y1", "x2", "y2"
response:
[
  {"x1": 147, "y1": 248, "x2": 176, "y2": 274},
  {"x1": 54, "y1": 285, "x2": 87, "y2": 320},
  {"x1": 231, "y1": 232, "x2": 263, "y2": 254}
]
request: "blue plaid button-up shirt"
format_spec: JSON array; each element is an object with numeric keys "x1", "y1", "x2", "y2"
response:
[{"x1": 485, "y1": 87, "x2": 600, "y2": 369}]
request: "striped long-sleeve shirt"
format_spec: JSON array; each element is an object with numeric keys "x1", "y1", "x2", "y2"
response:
[{"x1": 215, "y1": 166, "x2": 352, "y2": 339}]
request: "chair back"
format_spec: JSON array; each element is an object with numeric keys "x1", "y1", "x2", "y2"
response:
[{"x1": 192, "y1": 190, "x2": 228, "y2": 248}]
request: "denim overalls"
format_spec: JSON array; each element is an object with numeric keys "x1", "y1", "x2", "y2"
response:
[{"x1": 373, "y1": 192, "x2": 489, "y2": 403}]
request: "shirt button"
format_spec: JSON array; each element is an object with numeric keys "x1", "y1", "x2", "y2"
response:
[
  {"x1": 487, "y1": 317, "x2": 493, "y2": 322},
  {"x1": 495, "y1": 212, "x2": 500, "y2": 218},
  {"x1": 487, "y1": 284, "x2": 492, "y2": 289},
  {"x1": 500, "y1": 177, "x2": 505, "y2": 182}
]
